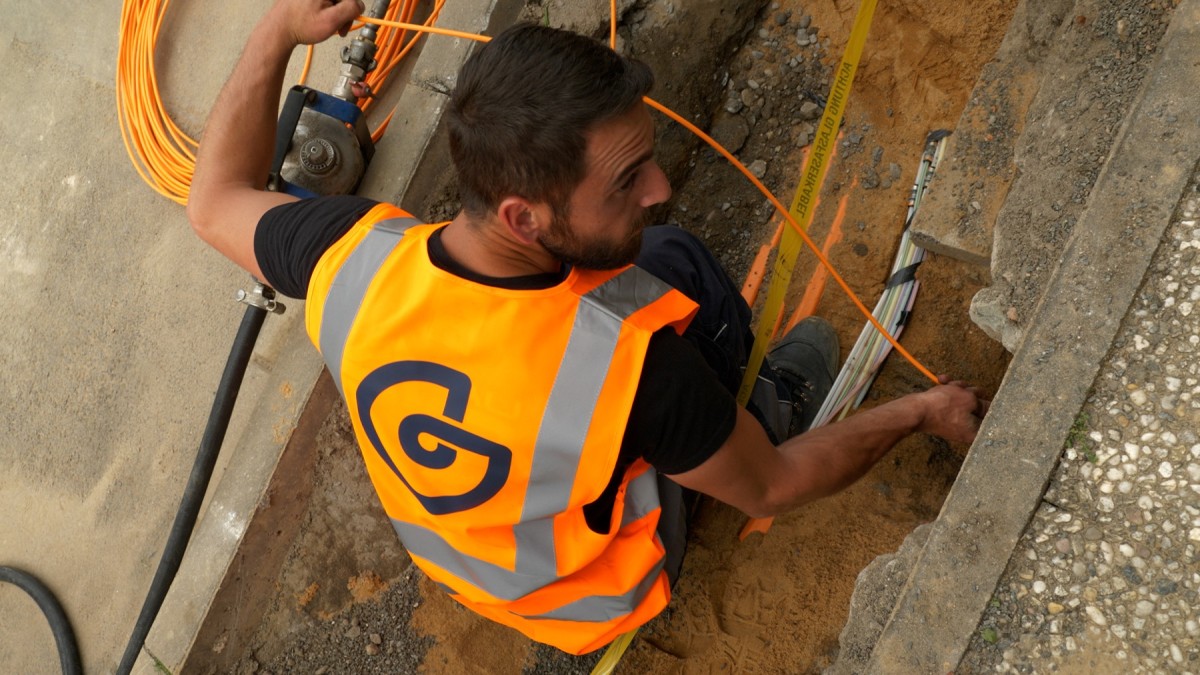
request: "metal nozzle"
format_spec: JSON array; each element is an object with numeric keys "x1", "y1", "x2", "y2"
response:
[{"x1": 330, "y1": 0, "x2": 392, "y2": 101}]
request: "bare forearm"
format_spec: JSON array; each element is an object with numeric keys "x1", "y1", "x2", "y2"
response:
[
  {"x1": 184, "y1": 0, "x2": 364, "y2": 275},
  {"x1": 768, "y1": 394, "x2": 926, "y2": 510},
  {"x1": 670, "y1": 382, "x2": 983, "y2": 519},
  {"x1": 190, "y1": 15, "x2": 296, "y2": 208}
]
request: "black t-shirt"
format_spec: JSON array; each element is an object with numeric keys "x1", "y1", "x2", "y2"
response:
[{"x1": 255, "y1": 196, "x2": 736, "y2": 531}]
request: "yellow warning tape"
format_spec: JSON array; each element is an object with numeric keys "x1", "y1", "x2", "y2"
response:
[
  {"x1": 590, "y1": 627, "x2": 636, "y2": 674},
  {"x1": 591, "y1": 3, "x2": 879, "y2": 673},
  {"x1": 735, "y1": 0, "x2": 878, "y2": 406}
]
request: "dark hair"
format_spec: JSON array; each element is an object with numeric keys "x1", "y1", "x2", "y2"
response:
[{"x1": 448, "y1": 23, "x2": 654, "y2": 217}]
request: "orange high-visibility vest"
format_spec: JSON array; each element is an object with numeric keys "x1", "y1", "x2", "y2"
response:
[{"x1": 305, "y1": 203, "x2": 698, "y2": 653}]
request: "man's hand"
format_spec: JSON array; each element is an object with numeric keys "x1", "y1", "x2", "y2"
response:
[
  {"x1": 914, "y1": 376, "x2": 990, "y2": 444},
  {"x1": 264, "y1": 0, "x2": 366, "y2": 48},
  {"x1": 669, "y1": 374, "x2": 990, "y2": 517}
]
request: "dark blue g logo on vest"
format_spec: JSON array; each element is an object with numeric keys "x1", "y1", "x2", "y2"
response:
[{"x1": 356, "y1": 361, "x2": 512, "y2": 515}]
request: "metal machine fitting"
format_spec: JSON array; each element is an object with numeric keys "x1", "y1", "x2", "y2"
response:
[
  {"x1": 267, "y1": 85, "x2": 374, "y2": 197},
  {"x1": 236, "y1": 281, "x2": 285, "y2": 315},
  {"x1": 330, "y1": 0, "x2": 392, "y2": 102}
]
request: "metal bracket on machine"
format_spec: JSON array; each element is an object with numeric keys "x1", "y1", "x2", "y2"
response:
[{"x1": 267, "y1": 85, "x2": 375, "y2": 198}]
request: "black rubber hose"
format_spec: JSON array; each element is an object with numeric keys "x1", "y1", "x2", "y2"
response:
[
  {"x1": 115, "y1": 302, "x2": 268, "y2": 674},
  {"x1": 0, "y1": 566, "x2": 82, "y2": 675}
]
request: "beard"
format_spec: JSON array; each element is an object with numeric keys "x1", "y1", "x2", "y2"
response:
[{"x1": 539, "y1": 207, "x2": 650, "y2": 271}]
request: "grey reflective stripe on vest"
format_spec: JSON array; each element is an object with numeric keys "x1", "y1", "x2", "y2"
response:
[
  {"x1": 513, "y1": 266, "x2": 674, "y2": 577},
  {"x1": 318, "y1": 217, "x2": 420, "y2": 397},
  {"x1": 620, "y1": 467, "x2": 660, "y2": 529},
  {"x1": 393, "y1": 516, "x2": 665, "y2": 622},
  {"x1": 519, "y1": 556, "x2": 665, "y2": 622}
]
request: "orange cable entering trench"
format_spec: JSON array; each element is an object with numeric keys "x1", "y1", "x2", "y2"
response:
[
  {"x1": 121, "y1": 6, "x2": 940, "y2": 671},
  {"x1": 642, "y1": 96, "x2": 938, "y2": 384},
  {"x1": 121, "y1": 3, "x2": 935, "y2": 380},
  {"x1": 359, "y1": 15, "x2": 938, "y2": 383}
]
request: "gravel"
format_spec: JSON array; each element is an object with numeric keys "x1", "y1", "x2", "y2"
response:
[{"x1": 960, "y1": 181, "x2": 1200, "y2": 672}]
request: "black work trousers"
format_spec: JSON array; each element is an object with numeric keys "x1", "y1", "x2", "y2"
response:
[{"x1": 633, "y1": 225, "x2": 790, "y2": 584}]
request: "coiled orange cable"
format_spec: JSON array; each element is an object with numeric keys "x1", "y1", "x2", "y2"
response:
[
  {"x1": 117, "y1": 0, "x2": 198, "y2": 205},
  {"x1": 118, "y1": 0, "x2": 438, "y2": 204}
]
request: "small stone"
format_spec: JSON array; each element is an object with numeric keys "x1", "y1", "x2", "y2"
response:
[
  {"x1": 370, "y1": 632, "x2": 382, "y2": 645},
  {"x1": 1135, "y1": 600, "x2": 1155, "y2": 617},
  {"x1": 1055, "y1": 538, "x2": 1072, "y2": 554},
  {"x1": 1048, "y1": 602, "x2": 1065, "y2": 614},
  {"x1": 1122, "y1": 565, "x2": 1142, "y2": 584},
  {"x1": 345, "y1": 625, "x2": 362, "y2": 639},
  {"x1": 748, "y1": 160, "x2": 768, "y2": 178},
  {"x1": 799, "y1": 100, "x2": 821, "y2": 120},
  {"x1": 710, "y1": 116, "x2": 751, "y2": 153},
  {"x1": 1083, "y1": 526, "x2": 1103, "y2": 541},
  {"x1": 366, "y1": 643, "x2": 380, "y2": 656},
  {"x1": 1158, "y1": 461, "x2": 1173, "y2": 478},
  {"x1": 1085, "y1": 605, "x2": 1107, "y2": 626},
  {"x1": 1033, "y1": 580, "x2": 1047, "y2": 594}
]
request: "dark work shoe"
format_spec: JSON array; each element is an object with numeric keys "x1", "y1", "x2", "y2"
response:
[{"x1": 768, "y1": 316, "x2": 839, "y2": 436}]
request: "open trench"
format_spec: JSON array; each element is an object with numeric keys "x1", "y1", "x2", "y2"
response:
[{"x1": 194, "y1": 1, "x2": 1018, "y2": 672}]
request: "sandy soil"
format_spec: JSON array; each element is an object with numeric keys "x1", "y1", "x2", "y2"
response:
[{"x1": 217, "y1": 1, "x2": 1017, "y2": 673}]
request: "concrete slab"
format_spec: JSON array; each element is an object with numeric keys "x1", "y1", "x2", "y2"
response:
[
  {"x1": 969, "y1": 0, "x2": 1175, "y2": 351},
  {"x1": 907, "y1": 0, "x2": 1062, "y2": 267},
  {"x1": 861, "y1": 2, "x2": 1200, "y2": 669},
  {"x1": 0, "y1": 1, "x2": 349, "y2": 672},
  {"x1": 0, "y1": 30, "x2": 284, "y2": 674}
]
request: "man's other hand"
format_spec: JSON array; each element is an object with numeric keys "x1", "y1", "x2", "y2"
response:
[
  {"x1": 915, "y1": 376, "x2": 990, "y2": 445},
  {"x1": 266, "y1": 0, "x2": 366, "y2": 48}
]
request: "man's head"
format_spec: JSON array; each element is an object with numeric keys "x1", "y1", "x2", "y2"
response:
[{"x1": 448, "y1": 23, "x2": 670, "y2": 269}]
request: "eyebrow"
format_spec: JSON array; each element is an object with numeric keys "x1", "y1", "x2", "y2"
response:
[{"x1": 612, "y1": 150, "x2": 655, "y2": 188}]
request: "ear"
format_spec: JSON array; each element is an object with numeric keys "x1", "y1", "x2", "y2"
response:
[{"x1": 496, "y1": 196, "x2": 552, "y2": 245}]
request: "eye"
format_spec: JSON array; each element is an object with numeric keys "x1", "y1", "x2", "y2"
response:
[{"x1": 617, "y1": 169, "x2": 639, "y2": 192}]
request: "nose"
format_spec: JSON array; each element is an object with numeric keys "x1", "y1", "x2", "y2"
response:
[{"x1": 639, "y1": 162, "x2": 672, "y2": 207}]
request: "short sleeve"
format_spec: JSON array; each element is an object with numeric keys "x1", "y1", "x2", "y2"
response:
[{"x1": 254, "y1": 195, "x2": 379, "y2": 298}]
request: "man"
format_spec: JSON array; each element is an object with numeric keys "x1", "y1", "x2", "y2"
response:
[{"x1": 188, "y1": 0, "x2": 986, "y2": 655}]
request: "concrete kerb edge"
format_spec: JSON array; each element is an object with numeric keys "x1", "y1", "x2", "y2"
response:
[
  {"x1": 134, "y1": 307, "x2": 327, "y2": 674},
  {"x1": 357, "y1": 0, "x2": 527, "y2": 206},
  {"x1": 131, "y1": 0, "x2": 530, "y2": 670},
  {"x1": 865, "y1": 3, "x2": 1200, "y2": 671}
]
